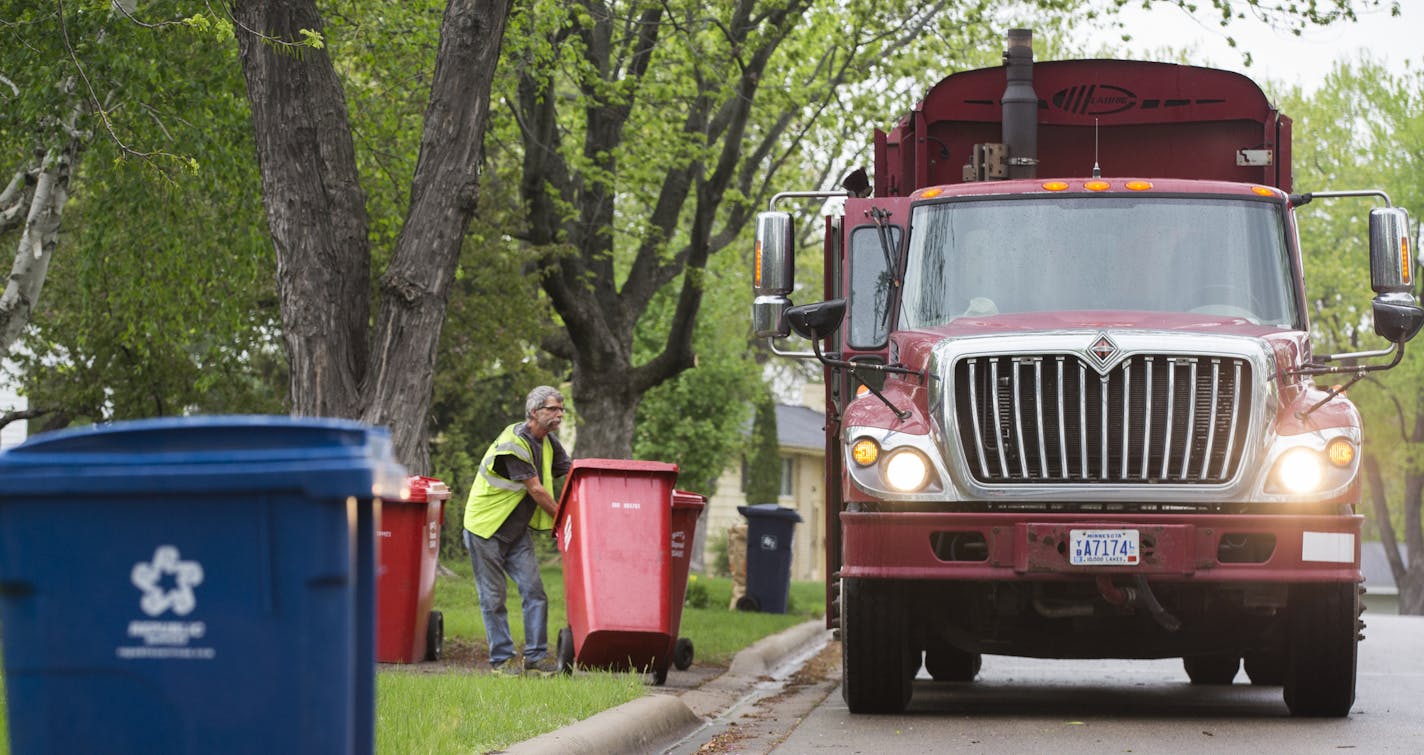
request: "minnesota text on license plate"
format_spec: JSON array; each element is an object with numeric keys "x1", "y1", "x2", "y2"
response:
[{"x1": 1069, "y1": 529, "x2": 1140, "y2": 565}]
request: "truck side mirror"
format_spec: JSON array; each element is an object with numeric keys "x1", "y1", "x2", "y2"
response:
[
  {"x1": 1369, "y1": 208, "x2": 1424, "y2": 342},
  {"x1": 753, "y1": 211, "x2": 795, "y2": 338},
  {"x1": 1369, "y1": 208, "x2": 1413, "y2": 295},
  {"x1": 1372, "y1": 296, "x2": 1424, "y2": 343},
  {"x1": 785, "y1": 299, "x2": 847, "y2": 341}
]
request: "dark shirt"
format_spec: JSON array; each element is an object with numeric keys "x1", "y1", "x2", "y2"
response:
[{"x1": 490, "y1": 423, "x2": 571, "y2": 542}]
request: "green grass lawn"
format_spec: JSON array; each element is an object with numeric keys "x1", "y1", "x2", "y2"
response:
[{"x1": 0, "y1": 557, "x2": 823, "y2": 753}]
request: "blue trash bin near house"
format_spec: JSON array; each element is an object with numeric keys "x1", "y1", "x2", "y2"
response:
[
  {"x1": 0, "y1": 416, "x2": 407, "y2": 754},
  {"x1": 735, "y1": 504, "x2": 802, "y2": 614}
]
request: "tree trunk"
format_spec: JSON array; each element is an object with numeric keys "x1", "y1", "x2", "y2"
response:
[
  {"x1": 569, "y1": 369, "x2": 642, "y2": 460},
  {"x1": 234, "y1": 0, "x2": 511, "y2": 473},
  {"x1": 232, "y1": 0, "x2": 371, "y2": 421},
  {"x1": 1366, "y1": 453, "x2": 1421, "y2": 615},
  {"x1": 1400, "y1": 567, "x2": 1424, "y2": 615},
  {"x1": 361, "y1": 0, "x2": 512, "y2": 473}
]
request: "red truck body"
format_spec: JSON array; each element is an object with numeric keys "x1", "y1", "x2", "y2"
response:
[
  {"x1": 753, "y1": 30, "x2": 1422, "y2": 718},
  {"x1": 874, "y1": 58, "x2": 1291, "y2": 195}
]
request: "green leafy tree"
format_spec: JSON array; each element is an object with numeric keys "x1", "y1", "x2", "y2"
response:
[
  {"x1": 1283, "y1": 57, "x2": 1424, "y2": 613},
  {"x1": 743, "y1": 395, "x2": 782, "y2": 505},
  {"x1": 633, "y1": 250, "x2": 762, "y2": 496},
  {"x1": 1, "y1": 2, "x2": 285, "y2": 429}
]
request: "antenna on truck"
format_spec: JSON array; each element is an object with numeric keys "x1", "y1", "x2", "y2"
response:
[{"x1": 1092, "y1": 118, "x2": 1101, "y2": 178}]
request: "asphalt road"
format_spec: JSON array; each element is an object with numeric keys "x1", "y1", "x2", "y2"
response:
[{"x1": 745, "y1": 614, "x2": 1424, "y2": 754}]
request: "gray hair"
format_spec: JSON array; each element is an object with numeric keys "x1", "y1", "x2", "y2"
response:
[{"x1": 525, "y1": 385, "x2": 564, "y2": 418}]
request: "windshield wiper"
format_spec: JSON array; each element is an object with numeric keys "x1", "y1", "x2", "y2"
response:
[{"x1": 868, "y1": 206, "x2": 901, "y2": 328}]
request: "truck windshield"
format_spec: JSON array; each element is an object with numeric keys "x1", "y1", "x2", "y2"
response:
[{"x1": 899, "y1": 195, "x2": 1298, "y2": 328}]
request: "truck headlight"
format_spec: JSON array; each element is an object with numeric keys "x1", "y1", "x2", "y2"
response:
[
  {"x1": 1266, "y1": 437, "x2": 1357, "y2": 495},
  {"x1": 884, "y1": 449, "x2": 930, "y2": 492},
  {"x1": 1273, "y1": 448, "x2": 1324, "y2": 494}
]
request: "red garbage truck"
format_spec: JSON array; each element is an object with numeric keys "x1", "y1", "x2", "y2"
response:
[{"x1": 752, "y1": 29, "x2": 1422, "y2": 716}]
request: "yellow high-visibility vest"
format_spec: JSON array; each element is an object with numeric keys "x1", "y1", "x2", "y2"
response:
[{"x1": 463, "y1": 422, "x2": 555, "y2": 538}]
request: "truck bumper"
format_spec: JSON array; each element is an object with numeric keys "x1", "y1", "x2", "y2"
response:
[{"x1": 840, "y1": 511, "x2": 1362, "y2": 583}]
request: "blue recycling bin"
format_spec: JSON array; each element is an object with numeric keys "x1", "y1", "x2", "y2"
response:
[
  {"x1": 736, "y1": 504, "x2": 802, "y2": 614},
  {"x1": 0, "y1": 416, "x2": 407, "y2": 754}
]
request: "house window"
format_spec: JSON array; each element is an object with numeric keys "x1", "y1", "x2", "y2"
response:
[{"x1": 780, "y1": 457, "x2": 794, "y2": 497}]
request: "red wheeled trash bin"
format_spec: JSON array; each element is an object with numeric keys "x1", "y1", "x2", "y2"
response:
[
  {"x1": 376, "y1": 475, "x2": 451, "y2": 663},
  {"x1": 553, "y1": 460, "x2": 706, "y2": 684}
]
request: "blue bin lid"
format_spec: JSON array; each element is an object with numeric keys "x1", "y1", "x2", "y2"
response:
[
  {"x1": 737, "y1": 503, "x2": 803, "y2": 522},
  {"x1": 0, "y1": 415, "x2": 408, "y2": 500}
]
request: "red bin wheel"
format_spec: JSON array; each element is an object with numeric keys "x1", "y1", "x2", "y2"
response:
[
  {"x1": 556, "y1": 627, "x2": 575, "y2": 675},
  {"x1": 673, "y1": 637, "x2": 695, "y2": 670},
  {"x1": 424, "y1": 610, "x2": 443, "y2": 662}
]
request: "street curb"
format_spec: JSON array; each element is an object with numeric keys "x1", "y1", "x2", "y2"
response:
[
  {"x1": 726, "y1": 619, "x2": 827, "y2": 678},
  {"x1": 504, "y1": 619, "x2": 827, "y2": 754},
  {"x1": 503, "y1": 694, "x2": 701, "y2": 755}
]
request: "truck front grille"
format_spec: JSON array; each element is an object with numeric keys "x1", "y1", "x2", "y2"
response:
[{"x1": 952, "y1": 354, "x2": 1250, "y2": 484}]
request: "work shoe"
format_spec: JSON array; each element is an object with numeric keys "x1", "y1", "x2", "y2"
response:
[
  {"x1": 490, "y1": 661, "x2": 524, "y2": 677},
  {"x1": 524, "y1": 656, "x2": 559, "y2": 677}
]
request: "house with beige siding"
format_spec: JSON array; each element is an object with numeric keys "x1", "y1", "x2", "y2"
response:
[{"x1": 702, "y1": 396, "x2": 827, "y2": 583}]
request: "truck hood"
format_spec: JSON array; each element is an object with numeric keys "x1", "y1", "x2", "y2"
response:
[{"x1": 892, "y1": 310, "x2": 1300, "y2": 372}]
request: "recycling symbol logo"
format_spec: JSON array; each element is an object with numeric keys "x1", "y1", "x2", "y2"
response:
[{"x1": 131, "y1": 545, "x2": 205, "y2": 617}]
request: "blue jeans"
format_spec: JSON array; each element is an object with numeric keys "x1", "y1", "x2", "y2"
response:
[{"x1": 464, "y1": 528, "x2": 548, "y2": 667}]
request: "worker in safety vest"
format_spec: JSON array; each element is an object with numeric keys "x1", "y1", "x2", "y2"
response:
[{"x1": 463, "y1": 385, "x2": 571, "y2": 675}]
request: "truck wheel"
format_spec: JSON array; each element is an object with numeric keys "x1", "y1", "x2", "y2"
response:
[
  {"x1": 1244, "y1": 650, "x2": 1286, "y2": 686},
  {"x1": 673, "y1": 637, "x2": 695, "y2": 670},
  {"x1": 840, "y1": 577, "x2": 912, "y2": 713},
  {"x1": 556, "y1": 627, "x2": 575, "y2": 675},
  {"x1": 424, "y1": 610, "x2": 444, "y2": 662},
  {"x1": 924, "y1": 644, "x2": 982, "y2": 682},
  {"x1": 1182, "y1": 653, "x2": 1239, "y2": 684},
  {"x1": 1283, "y1": 583, "x2": 1359, "y2": 717}
]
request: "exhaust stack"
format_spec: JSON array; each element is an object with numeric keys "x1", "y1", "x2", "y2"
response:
[{"x1": 1002, "y1": 28, "x2": 1039, "y2": 179}]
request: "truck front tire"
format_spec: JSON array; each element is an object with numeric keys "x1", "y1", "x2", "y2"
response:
[
  {"x1": 1283, "y1": 583, "x2": 1359, "y2": 717},
  {"x1": 841, "y1": 577, "x2": 913, "y2": 713}
]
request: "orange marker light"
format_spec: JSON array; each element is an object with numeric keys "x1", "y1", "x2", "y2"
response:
[
  {"x1": 920, "y1": 188, "x2": 944, "y2": 198},
  {"x1": 1402, "y1": 237, "x2": 1412, "y2": 285},
  {"x1": 1084, "y1": 180, "x2": 1110, "y2": 192},
  {"x1": 1326, "y1": 438, "x2": 1356, "y2": 467},
  {"x1": 754, "y1": 241, "x2": 763, "y2": 288},
  {"x1": 1125, "y1": 180, "x2": 1152, "y2": 191},
  {"x1": 851, "y1": 438, "x2": 879, "y2": 466},
  {"x1": 1042, "y1": 181, "x2": 1069, "y2": 192},
  {"x1": 1251, "y1": 185, "x2": 1276, "y2": 197}
]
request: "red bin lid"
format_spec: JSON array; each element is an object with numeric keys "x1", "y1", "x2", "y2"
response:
[
  {"x1": 672, "y1": 489, "x2": 706, "y2": 509},
  {"x1": 402, "y1": 475, "x2": 451, "y2": 503}
]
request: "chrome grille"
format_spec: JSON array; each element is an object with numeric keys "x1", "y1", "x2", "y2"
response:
[{"x1": 953, "y1": 354, "x2": 1250, "y2": 484}]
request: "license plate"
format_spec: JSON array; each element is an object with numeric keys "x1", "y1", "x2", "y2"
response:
[{"x1": 1069, "y1": 529, "x2": 1140, "y2": 566}]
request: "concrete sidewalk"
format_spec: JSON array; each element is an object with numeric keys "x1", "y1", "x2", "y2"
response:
[{"x1": 505, "y1": 620, "x2": 829, "y2": 755}]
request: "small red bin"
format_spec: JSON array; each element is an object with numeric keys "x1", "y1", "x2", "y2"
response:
[{"x1": 375, "y1": 476, "x2": 450, "y2": 663}]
